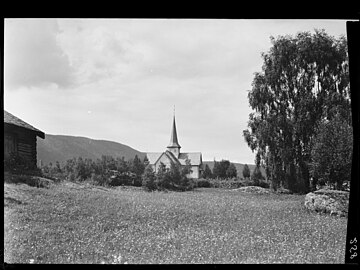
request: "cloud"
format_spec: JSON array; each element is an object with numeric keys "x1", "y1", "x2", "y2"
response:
[
  {"x1": 56, "y1": 21, "x2": 144, "y2": 86},
  {"x1": 4, "y1": 19, "x2": 76, "y2": 90},
  {"x1": 55, "y1": 19, "x2": 264, "y2": 87},
  {"x1": 4, "y1": 19, "x2": 347, "y2": 164}
]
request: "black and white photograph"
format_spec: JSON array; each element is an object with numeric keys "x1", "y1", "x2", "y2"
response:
[{"x1": 3, "y1": 18, "x2": 358, "y2": 264}]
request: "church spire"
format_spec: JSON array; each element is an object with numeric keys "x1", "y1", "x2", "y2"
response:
[{"x1": 167, "y1": 107, "x2": 181, "y2": 157}]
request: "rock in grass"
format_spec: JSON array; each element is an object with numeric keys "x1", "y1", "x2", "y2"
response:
[
  {"x1": 304, "y1": 189, "x2": 349, "y2": 217},
  {"x1": 232, "y1": 186, "x2": 271, "y2": 194},
  {"x1": 4, "y1": 172, "x2": 54, "y2": 189},
  {"x1": 275, "y1": 187, "x2": 292, "y2": 194}
]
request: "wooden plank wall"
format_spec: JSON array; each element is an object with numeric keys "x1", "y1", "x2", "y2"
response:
[
  {"x1": 4, "y1": 125, "x2": 38, "y2": 168},
  {"x1": 17, "y1": 131, "x2": 37, "y2": 167}
]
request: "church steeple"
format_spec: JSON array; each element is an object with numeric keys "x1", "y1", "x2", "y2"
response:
[{"x1": 167, "y1": 107, "x2": 181, "y2": 157}]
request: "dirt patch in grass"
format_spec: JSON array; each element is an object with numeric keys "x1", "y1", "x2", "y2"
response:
[{"x1": 4, "y1": 182, "x2": 347, "y2": 264}]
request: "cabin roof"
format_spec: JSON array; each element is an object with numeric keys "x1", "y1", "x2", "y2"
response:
[{"x1": 4, "y1": 110, "x2": 45, "y2": 139}]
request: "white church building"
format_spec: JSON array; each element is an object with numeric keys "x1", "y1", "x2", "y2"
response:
[{"x1": 146, "y1": 113, "x2": 203, "y2": 179}]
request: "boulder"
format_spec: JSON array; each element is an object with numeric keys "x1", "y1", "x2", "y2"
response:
[
  {"x1": 304, "y1": 189, "x2": 349, "y2": 217},
  {"x1": 232, "y1": 186, "x2": 271, "y2": 194},
  {"x1": 275, "y1": 187, "x2": 292, "y2": 194}
]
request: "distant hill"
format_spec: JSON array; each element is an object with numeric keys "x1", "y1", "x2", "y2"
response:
[
  {"x1": 37, "y1": 134, "x2": 145, "y2": 165},
  {"x1": 203, "y1": 161, "x2": 266, "y2": 179}
]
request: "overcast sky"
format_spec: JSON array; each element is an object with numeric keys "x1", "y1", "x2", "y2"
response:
[{"x1": 4, "y1": 19, "x2": 347, "y2": 164}]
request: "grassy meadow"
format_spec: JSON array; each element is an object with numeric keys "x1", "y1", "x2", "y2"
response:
[{"x1": 4, "y1": 180, "x2": 347, "y2": 264}]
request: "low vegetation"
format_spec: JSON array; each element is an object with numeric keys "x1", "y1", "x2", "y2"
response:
[
  {"x1": 193, "y1": 178, "x2": 269, "y2": 190},
  {"x1": 5, "y1": 152, "x2": 270, "y2": 193},
  {"x1": 4, "y1": 177, "x2": 347, "y2": 264}
]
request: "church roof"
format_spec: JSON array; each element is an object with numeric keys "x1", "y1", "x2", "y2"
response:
[
  {"x1": 146, "y1": 151, "x2": 202, "y2": 166},
  {"x1": 178, "y1": 152, "x2": 202, "y2": 166},
  {"x1": 167, "y1": 115, "x2": 181, "y2": 148},
  {"x1": 146, "y1": 110, "x2": 201, "y2": 167},
  {"x1": 146, "y1": 152, "x2": 163, "y2": 164},
  {"x1": 164, "y1": 151, "x2": 181, "y2": 165}
]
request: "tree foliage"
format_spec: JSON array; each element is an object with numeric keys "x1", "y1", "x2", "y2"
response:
[
  {"x1": 142, "y1": 164, "x2": 157, "y2": 191},
  {"x1": 202, "y1": 164, "x2": 213, "y2": 179},
  {"x1": 309, "y1": 111, "x2": 353, "y2": 190},
  {"x1": 212, "y1": 159, "x2": 231, "y2": 179},
  {"x1": 142, "y1": 160, "x2": 194, "y2": 191},
  {"x1": 226, "y1": 163, "x2": 237, "y2": 178},
  {"x1": 43, "y1": 154, "x2": 147, "y2": 186},
  {"x1": 45, "y1": 154, "x2": 194, "y2": 191},
  {"x1": 251, "y1": 165, "x2": 265, "y2": 185},
  {"x1": 242, "y1": 164, "x2": 251, "y2": 179},
  {"x1": 243, "y1": 30, "x2": 350, "y2": 193}
]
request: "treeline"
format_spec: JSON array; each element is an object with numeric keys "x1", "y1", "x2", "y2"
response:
[
  {"x1": 202, "y1": 160, "x2": 265, "y2": 183},
  {"x1": 5, "y1": 151, "x2": 269, "y2": 191},
  {"x1": 40, "y1": 155, "x2": 194, "y2": 191},
  {"x1": 42, "y1": 155, "x2": 148, "y2": 186}
]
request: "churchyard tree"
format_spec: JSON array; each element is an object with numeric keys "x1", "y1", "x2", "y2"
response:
[
  {"x1": 212, "y1": 159, "x2": 231, "y2": 179},
  {"x1": 202, "y1": 164, "x2": 213, "y2": 179},
  {"x1": 226, "y1": 163, "x2": 237, "y2": 178},
  {"x1": 242, "y1": 164, "x2": 251, "y2": 179},
  {"x1": 243, "y1": 29, "x2": 350, "y2": 193},
  {"x1": 142, "y1": 164, "x2": 157, "y2": 191}
]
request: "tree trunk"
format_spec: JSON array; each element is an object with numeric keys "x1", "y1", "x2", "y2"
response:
[{"x1": 288, "y1": 161, "x2": 297, "y2": 192}]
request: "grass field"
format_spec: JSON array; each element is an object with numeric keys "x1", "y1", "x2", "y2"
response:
[{"x1": 4, "y1": 180, "x2": 347, "y2": 264}]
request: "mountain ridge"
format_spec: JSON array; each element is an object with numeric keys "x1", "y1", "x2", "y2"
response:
[{"x1": 37, "y1": 134, "x2": 146, "y2": 165}]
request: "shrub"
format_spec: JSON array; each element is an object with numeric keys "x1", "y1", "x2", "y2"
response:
[
  {"x1": 142, "y1": 165, "x2": 157, "y2": 191},
  {"x1": 196, "y1": 179, "x2": 212, "y2": 188},
  {"x1": 256, "y1": 181, "x2": 270, "y2": 189},
  {"x1": 40, "y1": 170, "x2": 64, "y2": 182},
  {"x1": 108, "y1": 175, "x2": 126, "y2": 186},
  {"x1": 4, "y1": 173, "x2": 52, "y2": 188},
  {"x1": 67, "y1": 172, "x2": 76, "y2": 182},
  {"x1": 241, "y1": 178, "x2": 254, "y2": 186},
  {"x1": 202, "y1": 164, "x2": 213, "y2": 179},
  {"x1": 251, "y1": 166, "x2": 265, "y2": 185},
  {"x1": 4, "y1": 152, "x2": 40, "y2": 175},
  {"x1": 155, "y1": 163, "x2": 172, "y2": 190},
  {"x1": 207, "y1": 178, "x2": 244, "y2": 189},
  {"x1": 132, "y1": 176, "x2": 143, "y2": 187},
  {"x1": 142, "y1": 162, "x2": 194, "y2": 192},
  {"x1": 177, "y1": 178, "x2": 195, "y2": 191},
  {"x1": 90, "y1": 173, "x2": 108, "y2": 186}
]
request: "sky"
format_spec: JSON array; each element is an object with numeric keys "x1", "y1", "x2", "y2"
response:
[{"x1": 4, "y1": 19, "x2": 347, "y2": 164}]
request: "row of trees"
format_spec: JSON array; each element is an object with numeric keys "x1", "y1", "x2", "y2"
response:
[
  {"x1": 243, "y1": 30, "x2": 352, "y2": 193},
  {"x1": 41, "y1": 155, "x2": 267, "y2": 190},
  {"x1": 42, "y1": 155, "x2": 148, "y2": 186},
  {"x1": 202, "y1": 160, "x2": 238, "y2": 179},
  {"x1": 201, "y1": 161, "x2": 265, "y2": 183},
  {"x1": 41, "y1": 155, "x2": 195, "y2": 191}
]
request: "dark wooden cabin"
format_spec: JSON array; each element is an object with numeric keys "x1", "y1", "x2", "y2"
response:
[{"x1": 4, "y1": 110, "x2": 45, "y2": 168}]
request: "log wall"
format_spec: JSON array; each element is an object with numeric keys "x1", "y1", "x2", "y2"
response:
[{"x1": 4, "y1": 124, "x2": 38, "y2": 168}]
